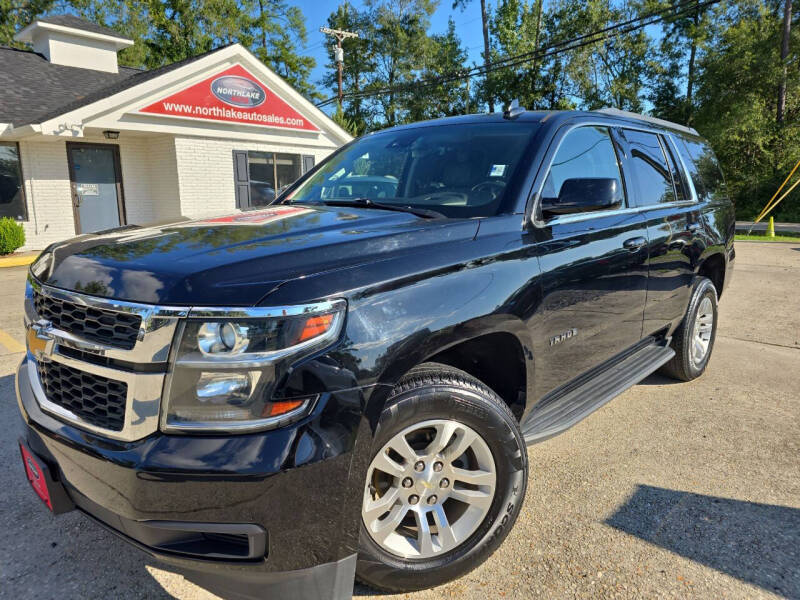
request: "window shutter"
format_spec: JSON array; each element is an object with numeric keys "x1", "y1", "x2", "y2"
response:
[
  {"x1": 233, "y1": 150, "x2": 250, "y2": 209},
  {"x1": 302, "y1": 155, "x2": 315, "y2": 174}
]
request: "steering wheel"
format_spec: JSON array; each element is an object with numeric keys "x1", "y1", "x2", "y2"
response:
[{"x1": 471, "y1": 180, "x2": 506, "y2": 201}]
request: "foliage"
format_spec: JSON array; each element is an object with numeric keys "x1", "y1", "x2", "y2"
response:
[
  {"x1": 0, "y1": 0, "x2": 54, "y2": 49},
  {"x1": 331, "y1": 105, "x2": 360, "y2": 137},
  {"x1": 323, "y1": 0, "x2": 467, "y2": 133},
  {"x1": 735, "y1": 233, "x2": 800, "y2": 242},
  {"x1": 0, "y1": 217, "x2": 25, "y2": 255},
  {"x1": 6, "y1": 0, "x2": 800, "y2": 220},
  {"x1": 6, "y1": 0, "x2": 320, "y2": 98}
]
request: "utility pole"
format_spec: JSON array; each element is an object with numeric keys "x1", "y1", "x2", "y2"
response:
[{"x1": 320, "y1": 26, "x2": 359, "y2": 108}]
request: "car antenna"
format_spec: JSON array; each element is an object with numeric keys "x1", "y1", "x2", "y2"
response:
[{"x1": 503, "y1": 99, "x2": 525, "y2": 120}]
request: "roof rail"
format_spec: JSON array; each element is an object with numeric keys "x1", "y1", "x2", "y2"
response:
[{"x1": 594, "y1": 107, "x2": 699, "y2": 136}]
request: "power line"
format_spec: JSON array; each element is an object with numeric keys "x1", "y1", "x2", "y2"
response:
[
  {"x1": 317, "y1": 0, "x2": 709, "y2": 107},
  {"x1": 316, "y1": 0, "x2": 714, "y2": 108}
]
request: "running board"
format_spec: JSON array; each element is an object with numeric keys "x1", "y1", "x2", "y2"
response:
[{"x1": 521, "y1": 340, "x2": 675, "y2": 445}]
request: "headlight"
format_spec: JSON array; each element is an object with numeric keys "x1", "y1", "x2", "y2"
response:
[{"x1": 161, "y1": 299, "x2": 346, "y2": 433}]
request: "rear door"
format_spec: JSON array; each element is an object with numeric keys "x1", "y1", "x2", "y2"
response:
[
  {"x1": 616, "y1": 128, "x2": 705, "y2": 335},
  {"x1": 531, "y1": 124, "x2": 649, "y2": 396}
]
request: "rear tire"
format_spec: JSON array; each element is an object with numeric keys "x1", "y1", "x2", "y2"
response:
[
  {"x1": 660, "y1": 277, "x2": 718, "y2": 381},
  {"x1": 356, "y1": 362, "x2": 527, "y2": 593}
]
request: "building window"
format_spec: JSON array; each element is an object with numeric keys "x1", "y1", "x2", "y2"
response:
[
  {"x1": 0, "y1": 143, "x2": 27, "y2": 220},
  {"x1": 233, "y1": 150, "x2": 315, "y2": 210}
]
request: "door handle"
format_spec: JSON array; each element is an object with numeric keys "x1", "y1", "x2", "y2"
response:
[
  {"x1": 686, "y1": 222, "x2": 701, "y2": 233},
  {"x1": 623, "y1": 236, "x2": 646, "y2": 251}
]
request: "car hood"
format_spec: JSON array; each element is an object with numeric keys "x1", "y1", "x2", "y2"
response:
[{"x1": 34, "y1": 205, "x2": 480, "y2": 305}]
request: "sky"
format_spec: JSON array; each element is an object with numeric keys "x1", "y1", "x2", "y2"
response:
[{"x1": 292, "y1": 0, "x2": 488, "y2": 96}]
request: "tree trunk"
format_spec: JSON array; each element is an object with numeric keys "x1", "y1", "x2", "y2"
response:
[
  {"x1": 480, "y1": 0, "x2": 494, "y2": 112},
  {"x1": 685, "y1": 7, "x2": 700, "y2": 126},
  {"x1": 777, "y1": 0, "x2": 792, "y2": 124}
]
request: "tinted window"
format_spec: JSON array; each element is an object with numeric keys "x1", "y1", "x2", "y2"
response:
[
  {"x1": 622, "y1": 129, "x2": 675, "y2": 205},
  {"x1": 288, "y1": 123, "x2": 538, "y2": 218},
  {"x1": 0, "y1": 143, "x2": 26, "y2": 220},
  {"x1": 541, "y1": 126, "x2": 623, "y2": 207},
  {"x1": 662, "y1": 137, "x2": 689, "y2": 202},
  {"x1": 247, "y1": 151, "x2": 302, "y2": 207},
  {"x1": 679, "y1": 137, "x2": 726, "y2": 202}
]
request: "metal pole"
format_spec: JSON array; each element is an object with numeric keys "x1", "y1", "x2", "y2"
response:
[
  {"x1": 337, "y1": 37, "x2": 343, "y2": 107},
  {"x1": 319, "y1": 27, "x2": 359, "y2": 110}
]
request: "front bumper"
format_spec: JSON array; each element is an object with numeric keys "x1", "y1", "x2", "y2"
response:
[{"x1": 16, "y1": 356, "x2": 374, "y2": 600}]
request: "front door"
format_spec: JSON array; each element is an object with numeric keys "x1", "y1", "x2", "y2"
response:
[
  {"x1": 67, "y1": 143, "x2": 125, "y2": 234},
  {"x1": 531, "y1": 124, "x2": 649, "y2": 397}
]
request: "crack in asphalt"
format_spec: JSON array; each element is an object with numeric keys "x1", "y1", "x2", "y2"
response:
[{"x1": 718, "y1": 334, "x2": 800, "y2": 350}]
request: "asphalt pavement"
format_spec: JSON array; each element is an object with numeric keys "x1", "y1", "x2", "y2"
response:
[{"x1": 0, "y1": 241, "x2": 798, "y2": 599}]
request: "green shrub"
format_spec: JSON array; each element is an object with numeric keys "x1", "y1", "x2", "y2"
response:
[{"x1": 0, "y1": 217, "x2": 25, "y2": 255}]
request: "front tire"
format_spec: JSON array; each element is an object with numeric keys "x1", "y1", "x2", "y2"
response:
[
  {"x1": 356, "y1": 363, "x2": 527, "y2": 593},
  {"x1": 660, "y1": 277, "x2": 719, "y2": 381}
]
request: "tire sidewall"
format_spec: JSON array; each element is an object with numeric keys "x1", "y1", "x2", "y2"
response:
[
  {"x1": 684, "y1": 278, "x2": 719, "y2": 377},
  {"x1": 357, "y1": 379, "x2": 527, "y2": 591}
]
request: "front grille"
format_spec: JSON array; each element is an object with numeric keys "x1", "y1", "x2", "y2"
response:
[
  {"x1": 37, "y1": 361, "x2": 127, "y2": 431},
  {"x1": 34, "y1": 291, "x2": 141, "y2": 350}
]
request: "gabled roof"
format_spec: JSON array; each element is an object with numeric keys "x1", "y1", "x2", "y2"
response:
[
  {"x1": 0, "y1": 46, "x2": 141, "y2": 127},
  {"x1": 31, "y1": 45, "x2": 229, "y2": 124},
  {"x1": 36, "y1": 14, "x2": 130, "y2": 40}
]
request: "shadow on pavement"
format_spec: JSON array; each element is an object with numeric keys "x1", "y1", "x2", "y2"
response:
[
  {"x1": 606, "y1": 484, "x2": 800, "y2": 598},
  {"x1": 636, "y1": 373, "x2": 682, "y2": 386}
]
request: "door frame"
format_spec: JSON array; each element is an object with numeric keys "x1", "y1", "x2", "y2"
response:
[{"x1": 66, "y1": 141, "x2": 127, "y2": 234}]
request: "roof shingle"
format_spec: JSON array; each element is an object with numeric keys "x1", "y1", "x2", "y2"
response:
[
  {"x1": 0, "y1": 47, "x2": 139, "y2": 127},
  {"x1": 0, "y1": 44, "x2": 225, "y2": 127}
]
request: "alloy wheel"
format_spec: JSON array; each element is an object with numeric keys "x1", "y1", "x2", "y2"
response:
[
  {"x1": 690, "y1": 296, "x2": 714, "y2": 368},
  {"x1": 362, "y1": 419, "x2": 497, "y2": 559}
]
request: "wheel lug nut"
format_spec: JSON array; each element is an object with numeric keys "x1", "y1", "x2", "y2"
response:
[
  {"x1": 427, "y1": 495, "x2": 438, "y2": 505},
  {"x1": 402, "y1": 477, "x2": 413, "y2": 488},
  {"x1": 440, "y1": 478, "x2": 450, "y2": 488},
  {"x1": 433, "y1": 461, "x2": 443, "y2": 472},
  {"x1": 409, "y1": 494, "x2": 419, "y2": 505},
  {"x1": 414, "y1": 461, "x2": 425, "y2": 472}
]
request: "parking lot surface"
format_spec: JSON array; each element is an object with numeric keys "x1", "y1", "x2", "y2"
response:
[{"x1": 1, "y1": 242, "x2": 798, "y2": 599}]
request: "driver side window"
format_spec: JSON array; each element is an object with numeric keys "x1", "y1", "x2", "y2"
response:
[{"x1": 541, "y1": 126, "x2": 625, "y2": 214}]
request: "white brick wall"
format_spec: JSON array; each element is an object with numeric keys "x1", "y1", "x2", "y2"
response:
[
  {"x1": 174, "y1": 136, "x2": 336, "y2": 219},
  {"x1": 18, "y1": 140, "x2": 76, "y2": 251},
  {"x1": 16, "y1": 132, "x2": 337, "y2": 250}
]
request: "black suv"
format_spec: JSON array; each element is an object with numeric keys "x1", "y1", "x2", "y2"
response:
[{"x1": 17, "y1": 108, "x2": 734, "y2": 599}]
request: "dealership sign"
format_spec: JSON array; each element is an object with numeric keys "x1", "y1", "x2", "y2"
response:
[{"x1": 139, "y1": 64, "x2": 319, "y2": 131}]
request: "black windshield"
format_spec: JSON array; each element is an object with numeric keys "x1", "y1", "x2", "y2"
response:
[{"x1": 285, "y1": 122, "x2": 539, "y2": 218}]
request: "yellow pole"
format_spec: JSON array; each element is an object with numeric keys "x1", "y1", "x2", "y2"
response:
[
  {"x1": 754, "y1": 158, "x2": 800, "y2": 225},
  {"x1": 767, "y1": 216, "x2": 776, "y2": 238}
]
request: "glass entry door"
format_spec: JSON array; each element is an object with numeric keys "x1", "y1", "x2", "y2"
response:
[{"x1": 67, "y1": 143, "x2": 125, "y2": 234}]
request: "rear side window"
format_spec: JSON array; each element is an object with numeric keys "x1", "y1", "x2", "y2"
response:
[
  {"x1": 541, "y1": 126, "x2": 624, "y2": 204},
  {"x1": 677, "y1": 137, "x2": 726, "y2": 202},
  {"x1": 620, "y1": 129, "x2": 675, "y2": 205},
  {"x1": 662, "y1": 138, "x2": 690, "y2": 202}
]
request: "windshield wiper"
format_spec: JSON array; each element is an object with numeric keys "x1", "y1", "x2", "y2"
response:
[{"x1": 318, "y1": 198, "x2": 445, "y2": 219}]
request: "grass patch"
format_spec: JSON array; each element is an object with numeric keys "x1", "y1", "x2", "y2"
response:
[{"x1": 735, "y1": 233, "x2": 800, "y2": 243}]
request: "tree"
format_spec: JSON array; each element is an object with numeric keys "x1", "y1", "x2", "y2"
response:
[
  {"x1": 248, "y1": 0, "x2": 318, "y2": 99},
  {"x1": 643, "y1": 0, "x2": 712, "y2": 126},
  {"x1": 777, "y1": 0, "x2": 792, "y2": 123},
  {"x1": 453, "y1": 0, "x2": 494, "y2": 111},
  {"x1": 405, "y1": 18, "x2": 469, "y2": 120},
  {"x1": 0, "y1": 0, "x2": 54, "y2": 48},
  {"x1": 322, "y1": 1, "x2": 375, "y2": 133},
  {"x1": 693, "y1": 0, "x2": 800, "y2": 221}
]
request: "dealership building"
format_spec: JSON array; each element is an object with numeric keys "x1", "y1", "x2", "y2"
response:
[{"x1": 0, "y1": 15, "x2": 351, "y2": 251}]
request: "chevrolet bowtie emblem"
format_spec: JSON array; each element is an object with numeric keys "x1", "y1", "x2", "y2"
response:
[{"x1": 27, "y1": 319, "x2": 55, "y2": 359}]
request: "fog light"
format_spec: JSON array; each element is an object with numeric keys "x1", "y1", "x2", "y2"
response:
[{"x1": 196, "y1": 372, "x2": 251, "y2": 403}]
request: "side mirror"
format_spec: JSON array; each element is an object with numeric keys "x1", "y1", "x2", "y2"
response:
[{"x1": 541, "y1": 177, "x2": 622, "y2": 217}]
